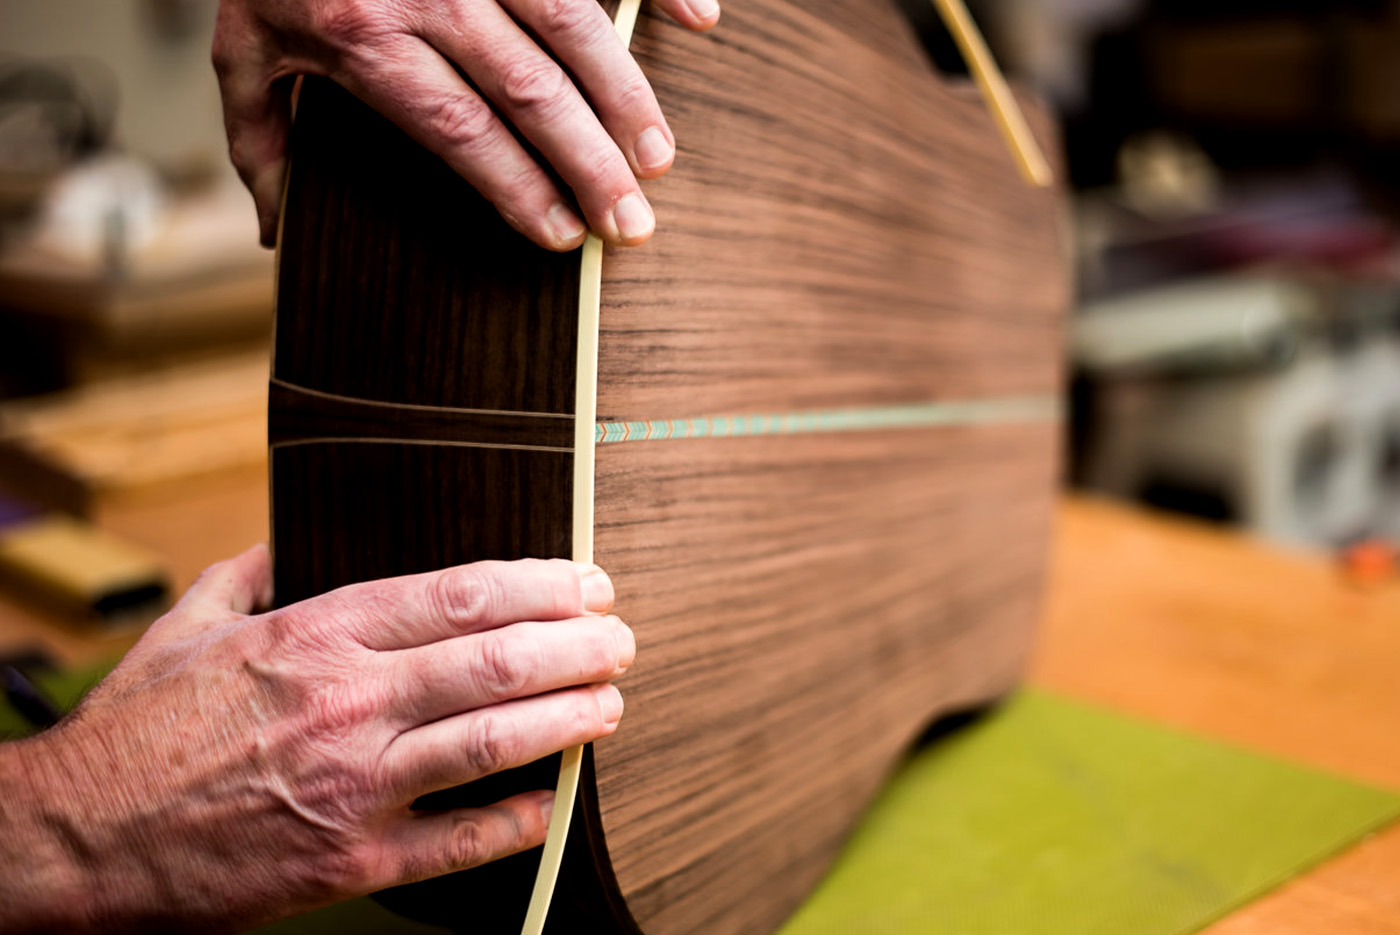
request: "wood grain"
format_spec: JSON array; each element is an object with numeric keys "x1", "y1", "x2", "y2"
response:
[
  {"x1": 274, "y1": 79, "x2": 579, "y2": 415},
  {"x1": 593, "y1": 422, "x2": 1056, "y2": 934},
  {"x1": 270, "y1": 0, "x2": 1068, "y2": 927},
  {"x1": 597, "y1": 0, "x2": 1064, "y2": 421}
]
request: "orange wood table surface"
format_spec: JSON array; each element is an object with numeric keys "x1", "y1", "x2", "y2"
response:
[
  {"x1": 2, "y1": 489, "x2": 1397, "y2": 932},
  {"x1": 1031, "y1": 497, "x2": 1400, "y2": 935}
]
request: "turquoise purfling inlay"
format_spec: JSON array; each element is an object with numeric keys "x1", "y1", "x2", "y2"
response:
[{"x1": 593, "y1": 395, "x2": 1060, "y2": 444}]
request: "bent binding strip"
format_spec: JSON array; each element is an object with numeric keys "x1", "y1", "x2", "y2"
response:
[{"x1": 520, "y1": 3, "x2": 640, "y2": 930}]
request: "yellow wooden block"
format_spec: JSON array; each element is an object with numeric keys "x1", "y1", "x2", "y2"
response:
[{"x1": 0, "y1": 515, "x2": 168, "y2": 620}]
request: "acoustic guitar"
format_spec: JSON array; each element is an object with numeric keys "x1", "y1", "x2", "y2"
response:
[{"x1": 269, "y1": 0, "x2": 1067, "y2": 928}]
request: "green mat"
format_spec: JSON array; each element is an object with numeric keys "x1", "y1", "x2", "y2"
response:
[
  {"x1": 5, "y1": 673, "x2": 1397, "y2": 934},
  {"x1": 780, "y1": 690, "x2": 1400, "y2": 935}
]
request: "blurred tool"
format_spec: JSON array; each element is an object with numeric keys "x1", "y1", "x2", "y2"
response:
[
  {"x1": 1340, "y1": 538, "x2": 1399, "y2": 588},
  {"x1": 1074, "y1": 275, "x2": 1400, "y2": 547},
  {"x1": 0, "y1": 649, "x2": 61, "y2": 729},
  {"x1": 31, "y1": 152, "x2": 166, "y2": 269},
  {"x1": 1074, "y1": 276, "x2": 1303, "y2": 374},
  {"x1": 0, "y1": 173, "x2": 272, "y2": 391},
  {"x1": 1117, "y1": 131, "x2": 1221, "y2": 219},
  {"x1": 0, "y1": 55, "x2": 116, "y2": 217},
  {"x1": 0, "y1": 512, "x2": 168, "y2": 623},
  {"x1": 0, "y1": 351, "x2": 268, "y2": 517}
]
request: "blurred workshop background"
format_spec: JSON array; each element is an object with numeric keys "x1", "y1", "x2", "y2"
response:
[
  {"x1": 4, "y1": 6, "x2": 1399, "y2": 933},
  {"x1": 1, "y1": 0, "x2": 1399, "y2": 640}
]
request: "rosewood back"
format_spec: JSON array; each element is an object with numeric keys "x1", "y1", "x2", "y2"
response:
[{"x1": 271, "y1": 0, "x2": 1067, "y2": 929}]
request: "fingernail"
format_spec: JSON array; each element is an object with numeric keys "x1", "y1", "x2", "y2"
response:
[
  {"x1": 576, "y1": 564, "x2": 614, "y2": 613},
  {"x1": 530, "y1": 789, "x2": 555, "y2": 823},
  {"x1": 613, "y1": 618, "x2": 636, "y2": 671},
  {"x1": 594, "y1": 684, "x2": 624, "y2": 725},
  {"x1": 547, "y1": 202, "x2": 587, "y2": 247},
  {"x1": 611, "y1": 192, "x2": 654, "y2": 243},
  {"x1": 634, "y1": 126, "x2": 673, "y2": 172},
  {"x1": 686, "y1": 0, "x2": 720, "y2": 22}
]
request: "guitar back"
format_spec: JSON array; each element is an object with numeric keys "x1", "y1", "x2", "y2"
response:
[{"x1": 272, "y1": 0, "x2": 1067, "y2": 930}]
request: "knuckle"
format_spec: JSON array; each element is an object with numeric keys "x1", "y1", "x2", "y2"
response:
[
  {"x1": 463, "y1": 712, "x2": 517, "y2": 776},
  {"x1": 534, "y1": 0, "x2": 600, "y2": 37},
  {"x1": 210, "y1": 7, "x2": 246, "y2": 78},
  {"x1": 329, "y1": 585, "x2": 398, "y2": 642},
  {"x1": 304, "y1": 682, "x2": 379, "y2": 734},
  {"x1": 429, "y1": 565, "x2": 498, "y2": 631},
  {"x1": 446, "y1": 815, "x2": 490, "y2": 869},
  {"x1": 497, "y1": 56, "x2": 573, "y2": 117},
  {"x1": 310, "y1": 0, "x2": 390, "y2": 50},
  {"x1": 578, "y1": 155, "x2": 625, "y2": 197},
  {"x1": 425, "y1": 94, "x2": 498, "y2": 153},
  {"x1": 239, "y1": 609, "x2": 294, "y2": 667},
  {"x1": 210, "y1": 39, "x2": 234, "y2": 78},
  {"x1": 225, "y1": 134, "x2": 255, "y2": 181},
  {"x1": 309, "y1": 844, "x2": 380, "y2": 898},
  {"x1": 259, "y1": 604, "x2": 324, "y2": 656},
  {"x1": 477, "y1": 631, "x2": 528, "y2": 698},
  {"x1": 612, "y1": 75, "x2": 654, "y2": 115}
]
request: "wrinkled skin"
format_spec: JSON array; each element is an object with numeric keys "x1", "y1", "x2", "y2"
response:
[
  {"x1": 212, "y1": 0, "x2": 721, "y2": 249},
  {"x1": 0, "y1": 548, "x2": 634, "y2": 933}
]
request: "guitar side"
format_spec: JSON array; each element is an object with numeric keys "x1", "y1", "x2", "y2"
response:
[{"x1": 270, "y1": 0, "x2": 1067, "y2": 929}]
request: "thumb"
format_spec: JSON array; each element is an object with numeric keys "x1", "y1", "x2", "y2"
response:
[{"x1": 179, "y1": 543, "x2": 275, "y2": 618}]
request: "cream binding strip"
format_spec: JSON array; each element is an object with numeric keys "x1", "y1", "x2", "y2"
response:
[
  {"x1": 929, "y1": 0, "x2": 1052, "y2": 187},
  {"x1": 517, "y1": 0, "x2": 633, "y2": 918}
]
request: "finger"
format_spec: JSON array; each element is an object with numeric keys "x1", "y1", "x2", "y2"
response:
[
  {"x1": 493, "y1": 0, "x2": 675, "y2": 178},
  {"x1": 382, "y1": 684, "x2": 622, "y2": 801},
  {"x1": 420, "y1": 9, "x2": 656, "y2": 244},
  {"x1": 652, "y1": 0, "x2": 722, "y2": 31},
  {"x1": 213, "y1": 35, "x2": 294, "y2": 248},
  {"x1": 383, "y1": 615, "x2": 634, "y2": 726},
  {"x1": 337, "y1": 35, "x2": 588, "y2": 251},
  {"x1": 330, "y1": 559, "x2": 613, "y2": 650},
  {"x1": 178, "y1": 543, "x2": 274, "y2": 617},
  {"x1": 384, "y1": 790, "x2": 554, "y2": 885}
]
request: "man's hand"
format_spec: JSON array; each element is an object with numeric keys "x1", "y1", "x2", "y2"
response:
[
  {"x1": 0, "y1": 546, "x2": 633, "y2": 933},
  {"x1": 212, "y1": 0, "x2": 720, "y2": 250}
]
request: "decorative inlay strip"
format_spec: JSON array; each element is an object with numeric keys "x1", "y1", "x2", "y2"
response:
[
  {"x1": 270, "y1": 377, "x2": 574, "y2": 418},
  {"x1": 594, "y1": 395, "x2": 1060, "y2": 444},
  {"x1": 269, "y1": 381, "x2": 575, "y2": 451},
  {"x1": 268, "y1": 437, "x2": 571, "y2": 454}
]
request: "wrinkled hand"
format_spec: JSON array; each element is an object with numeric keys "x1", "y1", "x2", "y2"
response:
[
  {"x1": 212, "y1": 0, "x2": 720, "y2": 250},
  {"x1": 0, "y1": 547, "x2": 633, "y2": 933}
]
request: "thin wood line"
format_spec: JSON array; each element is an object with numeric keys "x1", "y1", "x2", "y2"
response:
[
  {"x1": 268, "y1": 437, "x2": 572, "y2": 454},
  {"x1": 595, "y1": 395, "x2": 1061, "y2": 443},
  {"x1": 928, "y1": 0, "x2": 1052, "y2": 187},
  {"x1": 269, "y1": 377, "x2": 575, "y2": 419}
]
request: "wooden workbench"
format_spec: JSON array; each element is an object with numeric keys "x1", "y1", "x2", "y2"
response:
[
  {"x1": 2, "y1": 490, "x2": 1397, "y2": 933},
  {"x1": 1033, "y1": 498, "x2": 1400, "y2": 935}
]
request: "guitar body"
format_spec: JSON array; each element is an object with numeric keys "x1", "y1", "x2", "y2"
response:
[{"x1": 271, "y1": 0, "x2": 1067, "y2": 930}]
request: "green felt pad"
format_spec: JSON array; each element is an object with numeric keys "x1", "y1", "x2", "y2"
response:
[{"x1": 779, "y1": 690, "x2": 1400, "y2": 935}]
